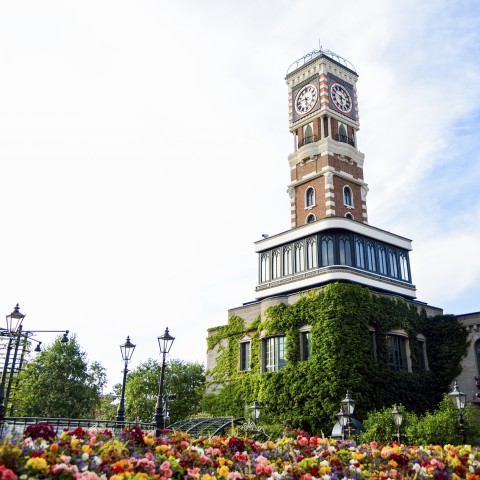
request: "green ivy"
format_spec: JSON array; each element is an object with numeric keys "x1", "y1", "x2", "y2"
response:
[{"x1": 203, "y1": 283, "x2": 468, "y2": 434}]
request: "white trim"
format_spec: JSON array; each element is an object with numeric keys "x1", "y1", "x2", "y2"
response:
[
  {"x1": 343, "y1": 185, "x2": 354, "y2": 208},
  {"x1": 255, "y1": 268, "x2": 416, "y2": 299}
]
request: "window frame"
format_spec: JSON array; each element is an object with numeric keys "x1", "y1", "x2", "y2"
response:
[
  {"x1": 305, "y1": 187, "x2": 315, "y2": 209},
  {"x1": 239, "y1": 336, "x2": 251, "y2": 372},
  {"x1": 343, "y1": 185, "x2": 353, "y2": 208},
  {"x1": 386, "y1": 330, "x2": 411, "y2": 372},
  {"x1": 264, "y1": 335, "x2": 287, "y2": 372}
]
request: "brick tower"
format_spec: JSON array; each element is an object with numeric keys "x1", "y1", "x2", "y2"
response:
[{"x1": 285, "y1": 50, "x2": 368, "y2": 227}]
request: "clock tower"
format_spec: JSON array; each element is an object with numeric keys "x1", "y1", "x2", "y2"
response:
[
  {"x1": 285, "y1": 50, "x2": 367, "y2": 227},
  {"x1": 253, "y1": 48, "x2": 416, "y2": 300}
]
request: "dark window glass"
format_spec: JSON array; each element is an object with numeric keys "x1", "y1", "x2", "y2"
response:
[
  {"x1": 366, "y1": 241, "x2": 376, "y2": 272},
  {"x1": 378, "y1": 245, "x2": 387, "y2": 275},
  {"x1": 306, "y1": 187, "x2": 314, "y2": 207},
  {"x1": 388, "y1": 248, "x2": 399, "y2": 278},
  {"x1": 339, "y1": 124, "x2": 348, "y2": 143},
  {"x1": 301, "y1": 331, "x2": 311, "y2": 361},
  {"x1": 355, "y1": 237, "x2": 365, "y2": 269},
  {"x1": 307, "y1": 214, "x2": 315, "y2": 223},
  {"x1": 386, "y1": 335, "x2": 408, "y2": 371},
  {"x1": 240, "y1": 342, "x2": 251, "y2": 371},
  {"x1": 344, "y1": 186, "x2": 352, "y2": 207},
  {"x1": 338, "y1": 234, "x2": 352, "y2": 266},
  {"x1": 321, "y1": 235, "x2": 335, "y2": 266}
]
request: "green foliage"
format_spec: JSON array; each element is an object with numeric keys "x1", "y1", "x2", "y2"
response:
[
  {"x1": 15, "y1": 335, "x2": 107, "y2": 418},
  {"x1": 204, "y1": 283, "x2": 469, "y2": 435},
  {"x1": 124, "y1": 358, "x2": 205, "y2": 423}
]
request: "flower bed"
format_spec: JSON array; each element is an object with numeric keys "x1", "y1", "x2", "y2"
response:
[{"x1": 0, "y1": 423, "x2": 480, "y2": 479}]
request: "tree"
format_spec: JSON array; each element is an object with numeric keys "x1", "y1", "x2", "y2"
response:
[
  {"x1": 124, "y1": 358, "x2": 205, "y2": 423},
  {"x1": 14, "y1": 335, "x2": 107, "y2": 418}
]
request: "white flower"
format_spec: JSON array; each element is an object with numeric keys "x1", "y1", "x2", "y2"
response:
[{"x1": 82, "y1": 452, "x2": 89, "y2": 461}]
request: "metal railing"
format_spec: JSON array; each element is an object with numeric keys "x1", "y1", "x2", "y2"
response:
[
  {"x1": 298, "y1": 134, "x2": 318, "y2": 148},
  {"x1": 333, "y1": 133, "x2": 355, "y2": 147},
  {"x1": 0, "y1": 416, "x2": 157, "y2": 437}
]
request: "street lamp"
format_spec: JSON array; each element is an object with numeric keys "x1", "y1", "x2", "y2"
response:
[
  {"x1": 153, "y1": 327, "x2": 175, "y2": 435},
  {"x1": 449, "y1": 380, "x2": 467, "y2": 444},
  {"x1": 0, "y1": 304, "x2": 25, "y2": 420},
  {"x1": 116, "y1": 336, "x2": 136, "y2": 422},
  {"x1": 250, "y1": 400, "x2": 262, "y2": 421},
  {"x1": 337, "y1": 391, "x2": 356, "y2": 439},
  {"x1": 390, "y1": 404, "x2": 403, "y2": 443}
]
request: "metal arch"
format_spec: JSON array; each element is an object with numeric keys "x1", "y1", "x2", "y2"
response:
[
  {"x1": 210, "y1": 417, "x2": 244, "y2": 437},
  {"x1": 286, "y1": 47, "x2": 356, "y2": 75}
]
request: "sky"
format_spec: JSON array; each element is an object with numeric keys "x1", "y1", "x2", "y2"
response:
[{"x1": 0, "y1": 0, "x2": 479, "y2": 390}]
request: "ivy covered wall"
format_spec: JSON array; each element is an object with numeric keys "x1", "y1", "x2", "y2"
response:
[{"x1": 203, "y1": 283, "x2": 468, "y2": 434}]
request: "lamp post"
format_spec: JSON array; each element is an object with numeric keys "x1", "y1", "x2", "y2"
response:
[
  {"x1": 449, "y1": 380, "x2": 467, "y2": 444},
  {"x1": 337, "y1": 391, "x2": 356, "y2": 439},
  {"x1": 0, "y1": 304, "x2": 25, "y2": 421},
  {"x1": 116, "y1": 336, "x2": 136, "y2": 423},
  {"x1": 153, "y1": 327, "x2": 175, "y2": 435},
  {"x1": 390, "y1": 404, "x2": 403, "y2": 443},
  {"x1": 250, "y1": 400, "x2": 262, "y2": 422}
]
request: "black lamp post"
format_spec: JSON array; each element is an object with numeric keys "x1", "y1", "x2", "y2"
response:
[
  {"x1": 390, "y1": 404, "x2": 403, "y2": 443},
  {"x1": 0, "y1": 304, "x2": 25, "y2": 421},
  {"x1": 250, "y1": 400, "x2": 262, "y2": 421},
  {"x1": 337, "y1": 391, "x2": 356, "y2": 439},
  {"x1": 449, "y1": 380, "x2": 467, "y2": 444},
  {"x1": 116, "y1": 336, "x2": 136, "y2": 422},
  {"x1": 153, "y1": 327, "x2": 175, "y2": 435}
]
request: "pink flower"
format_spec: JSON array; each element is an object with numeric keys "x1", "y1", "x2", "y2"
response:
[
  {"x1": 187, "y1": 467, "x2": 201, "y2": 478},
  {"x1": 74, "y1": 472, "x2": 102, "y2": 480},
  {"x1": 0, "y1": 465, "x2": 18, "y2": 480},
  {"x1": 160, "y1": 460, "x2": 171, "y2": 471}
]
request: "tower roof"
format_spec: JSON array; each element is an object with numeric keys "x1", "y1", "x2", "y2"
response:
[{"x1": 286, "y1": 47, "x2": 357, "y2": 78}]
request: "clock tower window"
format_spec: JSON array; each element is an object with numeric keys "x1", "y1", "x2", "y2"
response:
[
  {"x1": 338, "y1": 123, "x2": 348, "y2": 143},
  {"x1": 299, "y1": 123, "x2": 315, "y2": 148},
  {"x1": 345, "y1": 212, "x2": 354, "y2": 220},
  {"x1": 306, "y1": 213, "x2": 316, "y2": 224},
  {"x1": 343, "y1": 186, "x2": 353, "y2": 207},
  {"x1": 306, "y1": 187, "x2": 315, "y2": 208}
]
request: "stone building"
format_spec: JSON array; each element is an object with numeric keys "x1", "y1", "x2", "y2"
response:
[{"x1": 206, "y1": 47, "x2": 477, "y2": 410}]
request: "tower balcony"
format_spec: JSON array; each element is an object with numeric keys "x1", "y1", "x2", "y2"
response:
[{"x1": 288, "y1": 136, "x2": 365, "y2": 168}]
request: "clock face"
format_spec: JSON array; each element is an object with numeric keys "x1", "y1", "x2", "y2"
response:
[
  {"x1": 294, "y1": 83, "x2": 318, "y2": 115},
  {"x1": 330, "y1": 83, "x2": 353, "y2": 114}
]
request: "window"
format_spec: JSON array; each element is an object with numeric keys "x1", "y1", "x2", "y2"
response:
[
  {"x1": 355, "y1": 237, "x2": 365, "y2": 269},
  {"x1": 306, "y1": 236, "x2": 318, "y2": 270},
  {"x1": 300, "y1": 330, "x2": 311, "y2": 361},
  {"x1": 343, "y1": 186, "x2": 353, "y2": 207},
  {"x1": 283, "y1": 245, "x2": 292, "y2": 276},
  {"x1": 303, "y1": 123, "x2": 314, "y2": 145},
  {"x1": 386, "y1": 334, "x2": 408, "y2": 371},
  {"x1": 388, "y1": 248, "x2": 399, "y2": 278},
  {"x1": 294, "y1": 241, "x2": 305, "y2": 273},
  {"x1": 338, "y1": 234, "x2": 352, "y2": 265},
  {"x1": 366, "y1": 241, "x2": 376, "y2": 272},
  {"x1": 377, "y1": 245, "x2": 387, "y2": 275},
  {"x1": 239, "y1": 340, "x2": 251, "y2": 371},
  {"x1": 321, "y1": 235, "x2": 335, "y2": 266},
  {"x1": 306, "y1": 214, "x2": 316, "y2": 224},
  {"x1": 265, "y1": 336, "x2": 286, "y2": 372},
  {"x1": 339, "y1": 123, "x2": 348, "y2": 143},
  {"x1": 272, "y1": 249, "x2": 281, "y2": 279},
  {"x1": 260, "y1": 253, "x2": 270, "y2": 282},
  {"x1": 306, "y1": 187, "x2": 315, "y2": 208},
  {"x1": 399, "y1": 252, "x2": 409, "y2": 281},
  {"x1": 416, "y1": 336, "x2": 428, "y2": 370},
  {"x1": 345, "y1": 213, "x2": 354, "y2": 220}
]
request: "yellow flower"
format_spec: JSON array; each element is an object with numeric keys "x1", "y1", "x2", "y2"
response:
[
  {"x1": 25, "y1": 456, "x2": 49, "y2": 474},
  {"x1": 218, "y1": 458, "x2": 233, "y2": 467},
  {"x1": 156, "y1": 444, "x2": 169, "y2": 453},
  {"x1": 71, "y1": 438, "x2": 80, "y2": 448},
  {"x1": 201, "y1": 475, "x2": 216, "y2": 480},
  {"x1": 217, "y1": 465, "x2": 230, "y2": 478},
  {"x1": 143, "y1": 434, "x2": 154, "y2": 446}
]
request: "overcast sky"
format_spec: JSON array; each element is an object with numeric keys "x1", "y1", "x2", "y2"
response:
[{"x1": 0, "y1": 0, "x2": 479, "y2": 390}]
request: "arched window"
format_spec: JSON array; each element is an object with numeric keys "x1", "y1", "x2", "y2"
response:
[
  {"x1": 343, "y1": 186, "x2": 353, "y2": 207},
  {"x1": 294, "y1": 241, "x2": 305, "y2": 273},
  {"x1": 306, "y1": 187, "x2": 315, "y2": 208},
  {"x1": 377, "y1": 245, "x2": 387, "y2": 275},
  {"x1": 306, "y1": 236, "x2": 317, "y2": 270},
  {"x1": 320, "y1": 235, "x2": 335, "y2": 266},
  {"x1": 272, "y1": 249, "x2": 281, "y2": 279},
  {"x1": 283, "y1": 245, "x2": 292, "y2": 276},
  {"x1": 303, "y1": 124, "x2": 314, "y2": 145},
  {"x1": 306, "y1": 214, "x2": 316, "y2": 224},
  {"x1": 366, "y1": 240, "x2": 376, "y2": 272},
  {"x1": 339, "y1": 123, "x2": 348, "y2": 143},
  {"x1": 260, "y1": 253, "x2": 270, "y2": 282},
  {"x1": 386, "y1": 331, "x2": 409, "y2": 371},
  {"x1": 345, "y1": 213, "x2": 354, "y2": 220},
  {"x1": 338, "y1": 234, "x2": 352, "y2": 265},
  {"x1": 355, "y1": 237, "x2": 365, "y2": 269},
  {"x1": 399, "y1": 252, "x2": 410, "y2": 281},
  {"x1": 388, "y1": 248, "x2": 399, "y2": 278}
]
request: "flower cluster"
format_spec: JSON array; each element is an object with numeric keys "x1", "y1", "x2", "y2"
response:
[{"x1": 0, "y1": 425, "x2": 480, "y2": 479}]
